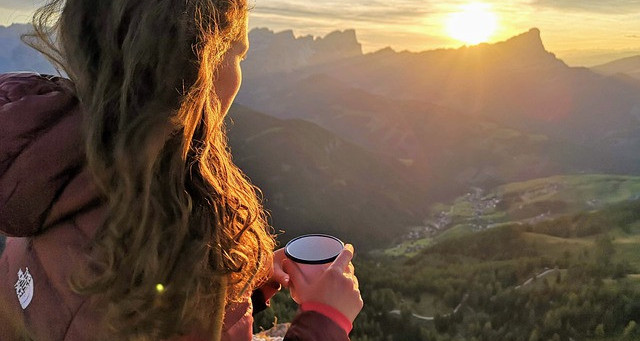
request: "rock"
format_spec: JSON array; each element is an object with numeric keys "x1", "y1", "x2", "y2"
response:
[{"x1": 252, "y1": 323, "x2": 290, "y2": 341}]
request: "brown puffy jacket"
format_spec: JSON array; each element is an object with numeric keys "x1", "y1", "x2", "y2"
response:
[{"x1": 0, "y1": 73, "x2": 348, "y2": 341}]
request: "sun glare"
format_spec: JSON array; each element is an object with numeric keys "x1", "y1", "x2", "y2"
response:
[{"x1": 446, "y1": 3, "x2": 498, "y2": 45}]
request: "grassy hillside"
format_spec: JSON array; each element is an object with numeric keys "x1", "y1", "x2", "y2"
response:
[
  {"x1": 448, "y1": 174, "x2": 640, "y2": 227},
  {"x1": 386, "y1": 174, "x2": 640, "y2": 256}
]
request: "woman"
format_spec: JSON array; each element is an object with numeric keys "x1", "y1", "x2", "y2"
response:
[{"x1": 0, "y1": 0, "x2": 362, "y2": 340}]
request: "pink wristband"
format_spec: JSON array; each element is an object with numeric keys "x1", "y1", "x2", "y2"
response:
[{"x1": 300, "y1": 302, "x2": 353, "y2": 334}]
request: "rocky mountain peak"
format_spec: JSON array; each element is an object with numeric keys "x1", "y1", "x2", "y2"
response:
[
  {"x1": 315, "y1": 29, "x2": 361, "y2": 53},
  {"x1": 502, "y1": 28, "x2": 546, "y2": 54},
  {"x1": 461, "y1": 28, "x2": 562, "y2": 68},
  {"x1": 244, "y1": 28, "x2": 363, "y2": 75}
]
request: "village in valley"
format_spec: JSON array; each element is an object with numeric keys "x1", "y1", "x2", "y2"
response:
[{"x1": 389, "y1": 176, "x2": 640, "y2": 256}]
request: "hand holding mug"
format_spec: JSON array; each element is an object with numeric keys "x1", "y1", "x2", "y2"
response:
[
  {"x1": 283, "y1": 243, "x2": 363, "y2": 322},
  {"x1": 258, "y1": 247, "x2": 290, "y2": 301}
]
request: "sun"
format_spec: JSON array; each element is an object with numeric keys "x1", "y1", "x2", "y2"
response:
[{"x1": 446, "y1": 3, "x2": 498, "y2": 45}]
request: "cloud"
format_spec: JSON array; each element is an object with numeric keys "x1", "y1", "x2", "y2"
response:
[
  {"x1": 249, "y1": 0, "x2": 440, "y2": 43},
  {"x1": 248, "y1": 0, "x2": 455, "y2": 52},
  {"x1": 532, "y1": 0, "x2": 640, "y2": 14},
  {"x1": 0, "y1": 0, "x2": 41, "y2": 25},
  {"x1": 251, "y1": 0, "x2": 436, "y2": 26},
  {"x1": 0, "y1": 0, "x2": 42, "y2": 11}
]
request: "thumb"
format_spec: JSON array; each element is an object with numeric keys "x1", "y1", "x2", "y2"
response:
[
  {"x1": 282, "y1": 259, "x2": 310, "y2": 291},
  {"x1": 329, "y1": 244, "x2": 354, "y2": 273}
]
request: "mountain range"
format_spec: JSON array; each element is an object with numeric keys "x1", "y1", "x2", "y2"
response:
[
  {"x1": 593, "y1": 55, "x2": 640, "y2": 80},
  {"x1": 237, "y1": 28, "x2": 640, "y2": 195},
  {"x1": 0, "y1": 24, "x2": 57, "y2": 75}
]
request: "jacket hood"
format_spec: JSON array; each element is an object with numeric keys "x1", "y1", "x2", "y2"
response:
[{"x1": 0, "y1": 73, "x2": 99, "y2": 237}]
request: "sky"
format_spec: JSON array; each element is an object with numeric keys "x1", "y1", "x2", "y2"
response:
[{"x1": 1, "y1": 0, "x2": 639, "y2": 66}]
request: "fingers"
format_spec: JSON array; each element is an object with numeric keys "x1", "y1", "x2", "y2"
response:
[
  {"x1": 272, "y1": 259, "x2": 290, "y2": 288},
  {"x1": 329, "y1": 244, "x2": 354, "y2": 273},
  {"x1": 346, "y1": 262, "x2": 355, "y2": 276},
  {"x1": 342, "y1": 265, "x2": 359, "y2": 290},
  {"x1": 281, "y1": 242, "x2": 363, "y2": 320},
  {"x1": 272, "y1": 268, "x2": 290, "y2": 288},
  {"x1": 282, "y1": 258, "x2": 310, "y2": 290},
  {"x1": 343, "y1": 262, "x2": 357, "y2": 290}
]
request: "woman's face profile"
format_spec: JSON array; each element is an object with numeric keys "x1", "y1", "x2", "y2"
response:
[{"x1": 214, "y1": 20, "x2": 249, "y2": 116}]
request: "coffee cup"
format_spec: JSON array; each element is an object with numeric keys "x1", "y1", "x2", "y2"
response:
[{"x1": 284, "y1": 234, "x2": 344, "y2": 303}]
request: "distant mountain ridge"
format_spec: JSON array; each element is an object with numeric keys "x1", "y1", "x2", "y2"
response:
[
  {"x1": 243, "y1": 28, "x2": 634, "y2": 138},
  {"x1": 0, "y1": 24, "x2": 57, "y2": 74},
  {"x1": 244, "y1": 28, "x2": 362, "y2": 76},
  {"x1": 592, "y1": 55, "x2": 640, "y2": 80}
]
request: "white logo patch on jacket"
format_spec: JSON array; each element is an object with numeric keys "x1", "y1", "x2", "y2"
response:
[{"x1": 15, "y1": 268, "x2": 34, "y2": 309}]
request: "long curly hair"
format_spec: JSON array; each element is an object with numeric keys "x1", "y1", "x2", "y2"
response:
[{"x1": 23, "y1": 0, "x2": 275, "y2": 339}]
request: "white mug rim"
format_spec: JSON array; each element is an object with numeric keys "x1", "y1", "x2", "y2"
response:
[{"x1": 284, "y1": 234, "x2": 344, "y2": 264}]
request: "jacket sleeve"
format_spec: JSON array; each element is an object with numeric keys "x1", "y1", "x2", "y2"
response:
[
  {"x1": 283, "y1": 311, "x2": 350, "y2": 341},
  {"x1": 251, "y1": 289, "x2": 269, "y2": 315}
]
